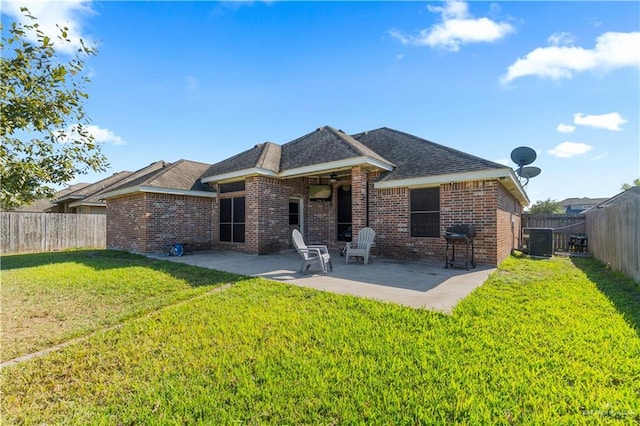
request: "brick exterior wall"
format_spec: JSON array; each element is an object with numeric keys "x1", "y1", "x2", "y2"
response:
[
  {"x1": 107, "y1": 193, "x2": 146, "y2": 253},
  {"x1": 496, "y1": 183, "x2": 522, "y2": 263},
  {"x1": 370, "y1": 178, "x2": 521, "y2": 265},
  {"x1": 107, "y1": 192, "x2": 214, "y2": 253},
  {"x1": 107, "y1": 171, "x2": 522, "y2": 265}
]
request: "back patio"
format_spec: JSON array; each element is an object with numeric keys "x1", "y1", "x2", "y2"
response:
[{"x1": 150, "y1": 249, "x2": 495, "y2": 313}]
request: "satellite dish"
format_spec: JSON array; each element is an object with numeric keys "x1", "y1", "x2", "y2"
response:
[
  {"x1": 517, "y1": 166, "x2": 541, "y2": 179},
  {"x1": 510, "y1": 146, "x2": 537, "y2": 167}
]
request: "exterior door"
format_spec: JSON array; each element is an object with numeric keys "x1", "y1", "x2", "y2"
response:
[
  {"x1": 337, "y1": 185, "x2": 352, "y2": 241},
  {"x1": 289, "y1": 198, "x2": 302, "y2": 245}
]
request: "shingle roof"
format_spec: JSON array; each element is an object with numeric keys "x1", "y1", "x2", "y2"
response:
[
  {"x1": 55, "y1": 172, "x2": 133, "y2": 202},
  {"x1": 201, "y1": 126, "x2": 392, "y2": 181},
  {"x1": 559, "y1": 197, "x2": 609, "y2": 207},
  {"x1": 280, "y1": 126, "x2": 390, "y2": 171},
  {"x1": 12, "y1": 183, "x2": 90, "y2": 212},
  {"x1": 202, "y1": 142, "x2": 280, "y2": 178},
  {"x1": 351, "y1": 127, "x2": 507, "y2": 182},
  {"x1": 92, "y1": 160, "x2": 213, "y2": 201}
]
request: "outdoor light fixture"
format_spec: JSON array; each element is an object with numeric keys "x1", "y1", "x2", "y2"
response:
[{"x1": 330, "y1": 173, "x2": 338, "y2": 183}]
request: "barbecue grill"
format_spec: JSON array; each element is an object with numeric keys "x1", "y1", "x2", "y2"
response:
[{"x1": 443, "y1": 224, "x2": 476, "y2": 270}]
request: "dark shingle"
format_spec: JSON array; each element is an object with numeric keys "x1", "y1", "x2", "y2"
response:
[
  {"x1": 96, "y1": 160, "x2": 213, "y2": 198},
  {"x1": 352, "y1": 127, "x2": 506, "y2": 182},
  {"x1": 280, "y1": 126, "x2": 390, "y2": 170},
  {"x1": 202, "y1": 142, "x2": 279, "y2": 177},
  {"x1": 55, "y1": 172, "x2": 133, "y2": 201}
]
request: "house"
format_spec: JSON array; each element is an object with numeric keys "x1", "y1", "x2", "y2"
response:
[
  {"x1": 99, "y1": 159, "x2": 216, "y2": 253},
  {"x1": 51, "y1": 171, "x2": 134, "y2": 213},
  {"x1": 560, "y1": 197, "x2": 608, "y2": 216},
  {"x1": 103, "y1": 126, "x2": 528, "y2": 266},
  {"x1": 11, "y1": 182, "x2": 90, "y2": 213}
]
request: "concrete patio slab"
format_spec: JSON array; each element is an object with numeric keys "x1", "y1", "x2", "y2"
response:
[{"x1": 149, "y1": 250, "x2": 495, "y2": 314}]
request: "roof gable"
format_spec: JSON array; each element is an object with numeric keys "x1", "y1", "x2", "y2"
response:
[
  {"x1": 202, "y1": 142, "x2": 280, "y2": 179},
  {"x1": 280, "y1": 126, "x2": 390, "y2": 171}
]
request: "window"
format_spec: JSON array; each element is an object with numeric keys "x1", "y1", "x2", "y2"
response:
[
  {"x1": 410, "y1": 188, "x2": 440, "y2": 237},
  {"x1": 220, "y1": 197, "x2": 245, "y2": 242},
  {"x1": 219, "y1": 181, "x2": 245, "y2": 193}
]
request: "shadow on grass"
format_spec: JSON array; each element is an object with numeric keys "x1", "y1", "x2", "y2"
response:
[
  {"x1": 571, "y1": 256, "x2": 640, "y2": 335},
  {"x1": 0, "y1": 249, "x2": 245, "y2": 288}
]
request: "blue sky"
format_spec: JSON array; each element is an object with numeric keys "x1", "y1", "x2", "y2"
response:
[{"x1": 3, "y1": 1, "x2": 639, "y2": 204}]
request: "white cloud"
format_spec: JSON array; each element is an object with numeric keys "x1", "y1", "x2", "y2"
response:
[
  {"x1": 547, "y1": 141, "x2": 592, "y2": 158},
  {"x1": 556, "y1": 124, "x2": 576, "y2": 134},
  {"x1": 573, "y1": 112, "x2": 626, "y2": 131},
  {"x1": 2, "y1": 0, "x2": 95, "y2": 55},
  {"x1": 56, "y1": 124, "x2": 126, "y2": 145},
  {"x1": 86, "y1": 125, "x2": 126, "y2": 145},
  {"x1": 501, "y1": 31, "x2": 640, "y2": 84},
  {"x1": 389, "y1": 0, "x2": 514, "y2": 52},
  {"x1": 548, "y1": 32, "x2": 576, "y2": 47}
]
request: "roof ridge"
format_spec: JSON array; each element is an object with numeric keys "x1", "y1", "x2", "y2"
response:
[
  {"x1": 255, "y1": 142, "x2": 282, "y2": 172},
  {"x1": 323, "y1": 126, "x2": 393, "y2": 165}
]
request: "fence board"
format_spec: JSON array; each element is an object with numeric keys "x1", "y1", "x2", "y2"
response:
[
  {"x1": 0, "y1": 212, "x2": 106, "y2": 254},
  {"x1": 585, "y1": 198, "x2": 640, "y2": 283}
]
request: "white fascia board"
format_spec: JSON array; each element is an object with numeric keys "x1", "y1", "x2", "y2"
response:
[
  {"x1": 279, "y1": 157, "x2": 394, "y2": 178},
  {"x1": 54, "y1": 195, "x2": 84, "y2": 203},
  {"x1": 98, "y1": 186, "x2": 218, "y2": 200},
  {"x1": 69, "y1": 200, "x2": 105, "y2": 208},
  {"x1": 374, "y1": 168, "x2": 530, "y2": 204},
  {"x1": 200, "y1": 168, "x2": 277, "y2": 184}
]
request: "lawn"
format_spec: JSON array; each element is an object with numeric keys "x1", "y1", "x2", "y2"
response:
[
  {"x1": 1, "y1": 251, "x2": 639, "y2": 424},
  {"x1": 1, "y1": 250, "x2": 240, "y2": 362}
]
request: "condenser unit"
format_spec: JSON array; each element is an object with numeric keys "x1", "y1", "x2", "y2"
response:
[{"x1": 522, "y1": 227, "x2": 553, "y2": 258}]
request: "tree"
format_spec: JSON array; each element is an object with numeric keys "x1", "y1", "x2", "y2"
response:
[
  {"x1": 528, "y1": 198, "x2": 564, "y2": 214},
  {"x1": 620, "y1": 178, "x2": 640, "y2": 191},
  {"x1": 1, "y1": 8, "x2": 108, "y2": 210}
]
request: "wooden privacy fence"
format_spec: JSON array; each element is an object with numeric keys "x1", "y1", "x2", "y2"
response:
[
  {"x1": 1, "y1": 212, "x2": 106, "y2": 254},
  {"x1": 521, "y1": 214, "x2": 586, "y2": 252},
  {"x1": 585, "y1": 197, "x2": 640, "y2": 283}
]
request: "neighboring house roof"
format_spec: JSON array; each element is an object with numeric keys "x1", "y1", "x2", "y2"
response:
[
  {"x1": 98, "y1": 159, "x2": 215, "y2": 200},
  {"x1": 55, "y1": 171, "x2": 133, "y2": 206},
  {"x1": 12, "y1": 183, "x2": 90, "y2": 212},
  {"x1": 201, "y1": 125, "x2": 528, "y2": 204},
  {"x1": 582, "y1": 187, "x2": 640, "y2": 214},
  {"x1": 560, "y1": 197, "x2": 609, "y2": 208}
]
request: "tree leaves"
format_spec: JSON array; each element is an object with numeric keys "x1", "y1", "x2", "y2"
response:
[{"x1": 0, "y1": 8, "x2": 109, "y2": 209}]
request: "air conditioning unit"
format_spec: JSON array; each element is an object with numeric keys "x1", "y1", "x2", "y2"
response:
[{"x1": 522, "y1": 227, "x2": 553, "y2": 258}]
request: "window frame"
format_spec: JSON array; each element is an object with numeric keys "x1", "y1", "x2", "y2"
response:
[
  {"x1": 410, "y1": 187, "x2": 440, "y2": 238},
  {"x1": 220, "y1": 196, "x2": 245, "y2": 243}
]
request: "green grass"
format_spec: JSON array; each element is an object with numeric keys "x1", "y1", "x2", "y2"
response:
[
  {"x1": 1, "y1": 250, "x2": 240, "y2": 361},
  {"x1": 1, "y1": 252, "x2": 639, "y2": 424}
]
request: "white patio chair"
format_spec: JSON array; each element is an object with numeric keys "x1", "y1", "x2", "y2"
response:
[
  {"x1": 345, "y1": 227, "x2": 376, "y2": 264},
  {"x1": 292, "y1": 229, "x2": 333, "y2": 274}
]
